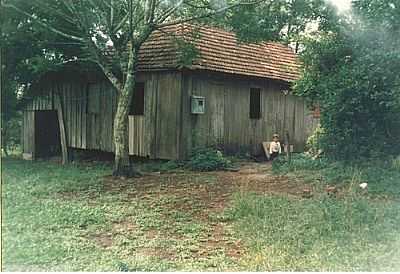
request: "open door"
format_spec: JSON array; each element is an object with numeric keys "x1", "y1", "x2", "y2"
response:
[{"x1": 34, "y1": 110, "x2": 62, "y2": 159}]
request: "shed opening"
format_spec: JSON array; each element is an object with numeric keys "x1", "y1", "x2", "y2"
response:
[{"x1": 35, "y1": 110, "x2": 61, "y2": 158}]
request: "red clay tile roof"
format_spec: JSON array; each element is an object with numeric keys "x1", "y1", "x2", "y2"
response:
[{"x1": 137, "y1": 24, "x2": 301, "y2": 83}]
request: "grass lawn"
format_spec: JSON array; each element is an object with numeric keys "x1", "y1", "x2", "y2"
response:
[{"x1": 2, "y1": 156, "x2": 400, "y2": 271}]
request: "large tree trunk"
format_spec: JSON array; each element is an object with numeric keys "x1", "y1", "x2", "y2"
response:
[
  {"x1": 112, "y1": 50, "x2": 141, "y2": 177},
  {"x1": 113, "y1": 84, "x2": 134, "y2": 176}
]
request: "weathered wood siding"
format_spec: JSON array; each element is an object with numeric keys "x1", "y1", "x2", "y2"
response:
[
  {"x1": 128, "y1": 71, "x2": 182, "y2": 159},
  {"x1": 24, "y1": 79, "x2": 117, "y2": 153},
  {"x1": 22, "y1": 71, "x2": 183, "y2": 160},
  {"x1": 22, "y1": 110, "x2": 35, "y2": 159},
  {"x1": 22, "y1": 69, "x2": 317, "y2": 160},
  {"x1": 180, "y1": 72, "x2": 318, "y2": 157}
]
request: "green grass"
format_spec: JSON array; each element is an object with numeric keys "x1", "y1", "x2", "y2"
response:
[
  {"x1": 2, "y1": 156, "x2": 400, "y2": 271},
  {"x1": 227, "y1": 193, "x2": 400, "y2": 271},
  {"x1": 273, "y1": 153, "x2": 400, "y2": 197},
  {"x1": 1, "y1": 158, "x2": 237, "y2": 271}
]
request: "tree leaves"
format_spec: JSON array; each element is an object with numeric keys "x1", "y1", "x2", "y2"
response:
[{"x1": 294, "y1": 0, "x2": 400, "y2": 160}]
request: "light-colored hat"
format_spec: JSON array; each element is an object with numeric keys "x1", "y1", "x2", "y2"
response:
[{"x1": 272, "y1": 133, "x2": 279, "y2": 138}]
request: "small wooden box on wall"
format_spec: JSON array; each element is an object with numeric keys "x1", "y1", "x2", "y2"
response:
[{"x1": 191, "y1": 95, "x2": 205, "y2": 114}]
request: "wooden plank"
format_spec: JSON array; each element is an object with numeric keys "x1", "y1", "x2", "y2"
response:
[
  {"x1": 65, "y1": 84, "x2": 71, "y2": 146},
  {"x1": 110, "y1": 87, "x2": 116, "y2": 152},
  {"x1": 98, "y1": 83, "x2": 103, "y2": 151},
  {"x1": 95, "y1": 112, "x2": 101, "y2": 149},
  {"x1": 55, "y1": 94, "x2": 69, "y2": 164},
  {"x1": 178, "y1": 72, "x2": 192, "y2": 159},
  {"x1": 262, "y1": 141, "x2": 271, "y2": 160},
  {"x1": 22, "y1": 110, "x2": 35, "y2": 160},
  {"x1": 71, "y1": 85, "x2": 77, "y2": 148},
  {"x1": 31, "y1": 111, "x2": 35, "y2": 159},
  {"x1": 106, "y1": 86, "x2": 112, "y2": 152},
  {"x1": 81, "y1": 83, "x2": 87, "y2": 149},
  {"x1": 76, "y1": 85, "x2": 82, "y2": 149},
  {"x1": 128, "y1": 116, "x2": 133, "y2": 154}
]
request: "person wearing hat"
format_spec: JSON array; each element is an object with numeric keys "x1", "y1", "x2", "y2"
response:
[{"x1": 269, "y1": 133, "x2": 282, "y2": 161}]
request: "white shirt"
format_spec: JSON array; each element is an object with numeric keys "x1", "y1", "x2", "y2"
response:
[{"x1": 269, "y1": 141, "x2": 282, "y2": 154}]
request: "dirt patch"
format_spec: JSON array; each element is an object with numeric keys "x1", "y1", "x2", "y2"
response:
[
  {"x1": 197, "y1": 222, "x2": 243, "y2": 259},
  {"x1": 97, "y1": 161, "x2": 310, "y2": 260},
  {"x1": 112, "y1": 220, "x2": 138, "y2": 233},
  {"x1": 88, "y1": 233, "x2": 113, "y2": 248}
]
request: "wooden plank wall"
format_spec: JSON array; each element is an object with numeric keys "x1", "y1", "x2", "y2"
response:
[
  {"x1": 22, "y1": 69, "x2": 316, "y2": 160},
  {"x1": 23, "y1": 71, "x2": 183, "y2": 160},
  {"x1": 128, "y1": 116, "x2": 146, "y2": 156},
  {"x1": 182, "y1": 72, "x2": 319, "y2": 157},
  {"x1": 152, "y1": 72, "x2": 182, "y2": 159},
  {"x1": 22, "y1": 110, "x2": 35, "y2": 159},
  {"x1": 23, "y1": 78, "x2": 118, "y2": 154},
  {"x1": 128, "y1": 71, "x2": 182, "y2": 159}
]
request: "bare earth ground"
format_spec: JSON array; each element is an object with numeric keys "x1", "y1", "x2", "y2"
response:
[{"x1": 94, "y1": 161, "x2": 309, "y2": 266}]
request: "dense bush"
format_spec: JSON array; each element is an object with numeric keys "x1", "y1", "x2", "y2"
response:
[
  {"x1": 187, "y1": 147, "x2": 232, "y2": 171},
  {"x1": 295, "y1": 16, "x2": 400, "y2": 160},
  {"x1": 305, "y1": 124, "x2": 325, "y2": 156}
]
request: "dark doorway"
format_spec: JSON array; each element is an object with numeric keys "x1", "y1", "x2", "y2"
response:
[{"x1": 35, "y1": 110, "x2": 61, "y2": 158}]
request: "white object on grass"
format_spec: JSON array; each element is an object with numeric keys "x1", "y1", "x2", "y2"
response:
[{"x1": 359, "y1": 183, "x2": 368, "y2": 189}]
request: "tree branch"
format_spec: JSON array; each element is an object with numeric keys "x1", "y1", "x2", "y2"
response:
[
  {"x1": 2, "y1": 2, "x2": 85, "y2": 43},
  {"x1": 156, "y1": 0, "x2": 264, "y2": 27},
  {"x1": 156, "y1": 0, "x2": 184, "y2": 24}
]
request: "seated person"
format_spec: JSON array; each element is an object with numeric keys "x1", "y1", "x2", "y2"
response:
[{"x1": 269, "y1": 133, "x2": 281, "y2": 161}]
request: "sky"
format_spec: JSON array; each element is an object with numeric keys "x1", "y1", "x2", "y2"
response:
[{"x1": 327, "y1": 0, "x2": 352, "y2": 12}]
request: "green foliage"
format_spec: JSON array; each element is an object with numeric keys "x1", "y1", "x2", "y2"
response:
[
  {"x1": 188, "y1": 146, "x2": 232, "y2": 171},
  {"x1": 272, "y1": 153, "x2": 330, "y2": 173},
  {"x1": 305, "y1": 124, "x2": 325, "y2": 155},
  {"x1": 174, "y1": 29, "x2": 201, "y2": 68},
  {"x1": 1, "y1": 0, "x2": 84, "y2": 154},
  {"x1": 352, "y1": 0, "x2": 400, "y2": 31},
  {"x1": 159, "y1": 160, "x2": 182, "y2": 172},
  {"x1": 273, "y1": 154, "x2": 400, "y2": 197},
  {"x1": 1, "y1": 114, "x2": 22, "y2": 155},
  {"x1": 295, "y1": 5, "x2": 400, "y2": 160},
  {"x1": 224, "y1": 0, "x2": 339, "y2": 44},
  {"x1": 228, "y1": 193, "x2": 400, "y2": 271},
  {"x1": 392, "y1": 155, "x2": 400, "y2": 171}
]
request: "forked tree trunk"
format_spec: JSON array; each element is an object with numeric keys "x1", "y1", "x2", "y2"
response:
[{"x1": 112, "y1": 51, "x2": 141, "y2": 177}]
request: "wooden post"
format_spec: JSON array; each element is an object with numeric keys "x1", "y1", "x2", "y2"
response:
[
  {"x1": 55, "y1": 94, "x2": 69, "y2": 164},
  {"x1": 285, "y1": 131, "x2": 291, "y2": 162}
]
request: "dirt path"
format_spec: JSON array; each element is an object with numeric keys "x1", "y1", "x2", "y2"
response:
[{"x1": 99, "y1": 161, "x2": 309, "y2": 265}]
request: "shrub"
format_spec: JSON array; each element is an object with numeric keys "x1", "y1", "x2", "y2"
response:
[
  {"x1": 159, "y1": 160, "x2": 181, "y2": 172},
  {"x1": 272, "y1": 153, "x2": 330, "y2": 173},
  {"x1": 295, "y1": 27, "x2": 400, "y2": 160},
  {"x1": 306, "y1": 124, "x2": 325, "y2": 156},
  {"x1": 392, "y1": 155, "x2": 400, "y2": 171},
  {"x1": 188, "y1": 146, "x2": 232, "y2": 171}
]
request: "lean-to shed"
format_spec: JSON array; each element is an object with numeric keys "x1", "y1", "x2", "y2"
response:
[{"x1": 21, "y1": 24, "x2": 319, "y2": 161}]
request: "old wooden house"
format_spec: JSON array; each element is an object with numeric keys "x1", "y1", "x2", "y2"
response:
[{"x1": 21, "y1": 24, "x2": 318, "y2": 161}]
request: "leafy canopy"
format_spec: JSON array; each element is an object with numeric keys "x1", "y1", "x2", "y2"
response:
[{"x1": 295, "y1": 0, "x2": 400, "y2": 160}]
